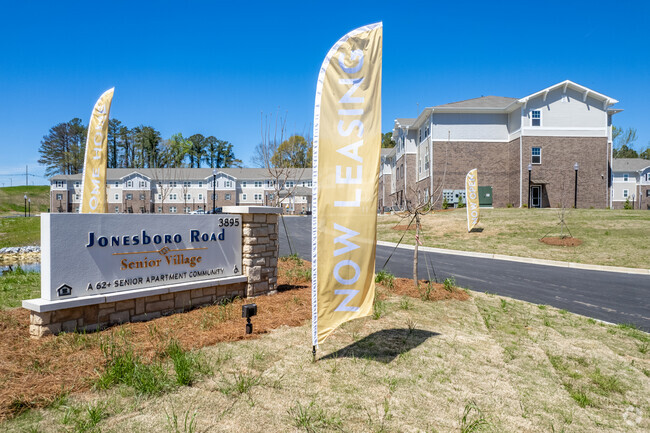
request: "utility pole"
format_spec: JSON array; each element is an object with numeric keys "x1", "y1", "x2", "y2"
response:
[{"x1": 26, "y1": 165, "x2": 28, "y2": 186}]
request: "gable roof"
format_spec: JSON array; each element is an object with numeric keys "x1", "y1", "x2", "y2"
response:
[
  {"x1": 612, "y1": 158, "x2": 650, "y2": 172},
  {"x1": 519, "y1": 80, "x2": 619, "y2": 108}
]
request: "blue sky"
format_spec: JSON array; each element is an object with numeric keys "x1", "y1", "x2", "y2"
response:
[{"x1": 1, "y1": 0, "x2": 648, "y2": 186}]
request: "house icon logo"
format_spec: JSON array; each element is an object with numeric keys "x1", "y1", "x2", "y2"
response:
[{"x1": 57, "y1": 284, "x2": 72, "y2": 297}]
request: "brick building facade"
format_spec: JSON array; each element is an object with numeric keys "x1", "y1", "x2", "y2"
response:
[{"x1": 382, "y1": 81, "x2": 620, "y2": 210}]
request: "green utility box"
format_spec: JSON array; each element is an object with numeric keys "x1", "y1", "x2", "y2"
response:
[{"x1": 478, "y1": 186, "x2": 492, "y2": 207}]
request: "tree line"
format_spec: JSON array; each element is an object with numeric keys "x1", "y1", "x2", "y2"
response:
[
  {"x1": 38, "y1": 118, "x2": 242, "y2": 177},
  {"x1": 613, "y1": 126, "x2": 650, "y2": 159}
]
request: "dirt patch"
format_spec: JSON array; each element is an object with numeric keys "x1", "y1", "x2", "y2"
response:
[
  {"x1": 392, "y1": 224, "x2": 415, "y2": 231},
  {"x1": 0, "y1": 258, "x2": 466, "y2": 420},
  {"x1": 539, "y1": 236, "x2": 582, "y2": 247}
]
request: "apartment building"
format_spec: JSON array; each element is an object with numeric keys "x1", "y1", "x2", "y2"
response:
[
  {"x1": 385, "y1": 80, "x2": 620, "y2": 209},
  {"x1": 611, "y1": 158, "x2": 650, "y2": 209},
  {"x1": 50, "y1": 167, "x2": 313, "y2": 214}
]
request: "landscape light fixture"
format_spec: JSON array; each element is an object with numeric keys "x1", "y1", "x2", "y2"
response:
[
  {"x1": 242, "y1": 303, "x2": 257, "y2": 334},
  {"x1": 574, "y1": 162, "x2": 579, "y2": 209},
  {"x1": 28, "y1": 198, "x2": 31, "y2": 217},
  {"x1": 24, "y1": 195, "x2": 27, "y2": 217}
]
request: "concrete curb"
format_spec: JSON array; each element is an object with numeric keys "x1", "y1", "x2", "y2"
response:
[{"x1": 376, "y1": 241, "x2": 650, "y2": 276}]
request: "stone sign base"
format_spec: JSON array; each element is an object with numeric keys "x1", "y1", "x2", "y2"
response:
[
  {"x1": 23, "y1": 206, "x2": 281, "y2": 338},
  {"x1": 28, "y1": 280, "x2": 246, "y2": 337}
]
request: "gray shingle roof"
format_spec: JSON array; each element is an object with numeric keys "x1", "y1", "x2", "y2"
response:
[
  {"x1": 51, "y1": 167, "x2": 313, "y2": 181},
  {"x1": 612, "y1": 158, "x2": 650, "y2": 172},
  {"x1": 395, "y1": 118, "x2": 415, "y2": 127},
  {"x1": 433, "y1": 96, "x2": 518, "y2": 110}
]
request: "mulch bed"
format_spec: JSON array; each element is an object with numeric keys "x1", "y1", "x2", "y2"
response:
[
  {"x1": 382, "y1": 278, "x2": 470, "y2": 302},
  {"x1": 0, "y1": 258, "x2": 466, "y2": 420},
  {"x1": 539, "y1": 236, "x2": 582, "y2": 247}
]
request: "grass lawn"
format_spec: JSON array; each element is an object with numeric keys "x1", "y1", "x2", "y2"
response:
[
  {"x1": 0, "y1": 268, "x2": 40, "y2": 308},
  {"x1": 0, "y1": 216, "x2": 40, "y2": 248},
  {"x1": 0, "y1": 186, "x2": 50, "y2": 216},
  {"x1": 377, "y1": 208, "x2": 650, "y2": 269},
  {"x1": 1, "y1": 261, "x2": 648, "y2": 432}
]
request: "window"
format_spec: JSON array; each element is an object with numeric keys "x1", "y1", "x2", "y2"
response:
[
  {"x1": 170, "y1": 206, "x2": 177, "y2": 213},
  {"x1": 242, "y1": 181, "x2": 247, "y2": 187},
  {"x1": 225, "y1": 180, "x2": 232, "y2": 188},
  {"x1": 225, "y1": 193, "x2": 231, "y2": 201},
  {"x1": 114, "y1": 194, "x2": 119, "y2": 200},
  {"x1": 266, "y1": 180, "x2": 274, "y2": 187},
  {"x1": 185, "y1": 194, "x2": 191, "y2": 200},
  {"x1": 183, "y1": 181, "x2": 191, "y2": 187},
  {"x1": 169, "y1": 181, "x2": 177, "y2": 187},
  {"x1": 115, "y1": 206, "x2": 119, "y2": 213},
  {"x1": 140, "y1": 194, "x2": 145, "y2": 200},
  {"x1": 139, "y1": 181, "x2": 146, "y2": 188},
  {"x1": 647, "y1": 190, "x2": 650, "y2": 197},
  {"x1": 157, "y1": 194, "x2": 162, "y2": 200},
  {"x1": 531, "y1": 147, "x2": 541, "y2": 164},
  {"x1": 74, "y1": 181, "x2": 80, "y2": 188},
  {"x1": 126, "y1": 180, "x2": 133, "y2": 188},
  {"x1": 198, "y1": 181, "x2": 203, "y2": 187},
  {"x1": 531, "y1": 110, "x2": 541, "y2": 126},
  {"x1": 56, "y1": 181, "x2": 63, "y2": 188},
  {"x1": 254, "y1": 181, "x2": 262, "y2": 187},
  {"x1": 242, "y1": 193, "x2": 247, "y2": 200},
  {"x1": 623, "y1": 189, "x2": 629, "y2": 198},
  {"x1": 286, "y1": 181, "x2": 294, "y2": 188},
  {"x1": 126, "y1": 193, "x2": 133, "y2": 200},
  {"x1": 114, "y1": 181, "x2": 119, "y2": 187},
  {"x1": 157, "y1": 207, "x2": 162, "y2": 213},
  {"x1": 170, "y1": 193, "x2": 177, "y2": 200},
  {"x1": 254, "y1": 194, "x2": 262, "y2": 201},
  {"x1": 268, "y1": 193, "x2": 274, "y2": 200},
  {"x1": 198, "y1": 193, "x2": 203, "y2": 200},
  {"x1": 75, "y1": 194, "x2": 80, "y2": 200},
  {"x1": 56, "y1": 193, "x2": 63, "y2": 200},
  {"x1": 623, "y1": 174, "x2": 629, "y2": 181},
  {"x1": 215, "y1": 194, "x2": 218, "y2": 200},
  {"x1": 184, "y1": 207, "x2": 191, "y2": 213}
]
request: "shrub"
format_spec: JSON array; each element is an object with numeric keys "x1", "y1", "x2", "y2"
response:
[
  {"x1": 374, "y1": 269, "x2": 395, "y2": 288},
  {"x1": 442, "y1": 197, "x2": 449, "y2": 209},
  {"x1": 624, "y1": 197, "x2": 633, "y2": 210},
  {"x1": 457, "y1": 195, "x2": 466, "y2": 208}
]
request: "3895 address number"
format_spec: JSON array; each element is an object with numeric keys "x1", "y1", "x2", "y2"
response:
[{"x1": 218, "y1": 217, "x2": 239, "y2": 227}]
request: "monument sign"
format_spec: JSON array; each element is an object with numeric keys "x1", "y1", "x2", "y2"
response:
[{"x1": 41, "y1": 213, "x2": 242, "y2": 300}]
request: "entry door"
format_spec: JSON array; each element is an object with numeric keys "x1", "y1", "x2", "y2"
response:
[{"x1": 531, "y1": 186, "x2": 541, "y2": 208}]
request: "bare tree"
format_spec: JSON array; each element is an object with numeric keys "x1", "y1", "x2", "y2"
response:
[{"x1": 252, "y1": 112, "x2": 310, "y2": 214}]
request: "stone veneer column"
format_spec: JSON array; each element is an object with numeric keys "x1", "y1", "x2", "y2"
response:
[{"x1": 227, "y1": 207, "x2": 281, "y2": 297}]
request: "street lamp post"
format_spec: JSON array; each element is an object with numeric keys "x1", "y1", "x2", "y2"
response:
[
  {"x1": 574, "y1": 162, "x2": 579, "y2": 209},
  {"x1": 527, "y1": 164, "x2": 532, "y2": 208},
  {"x1": 28, "y1": 198, "x2": 31, "y2": 217},
  {"x1": 632, "y1": 194, "x2": 635, "y2": 210},
  {"x1": 212, "y1": 168, "x2": 217, "y2": 213},
  {"x1": 24, "y1": 195, "x2": 27, "y2": 217}
]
